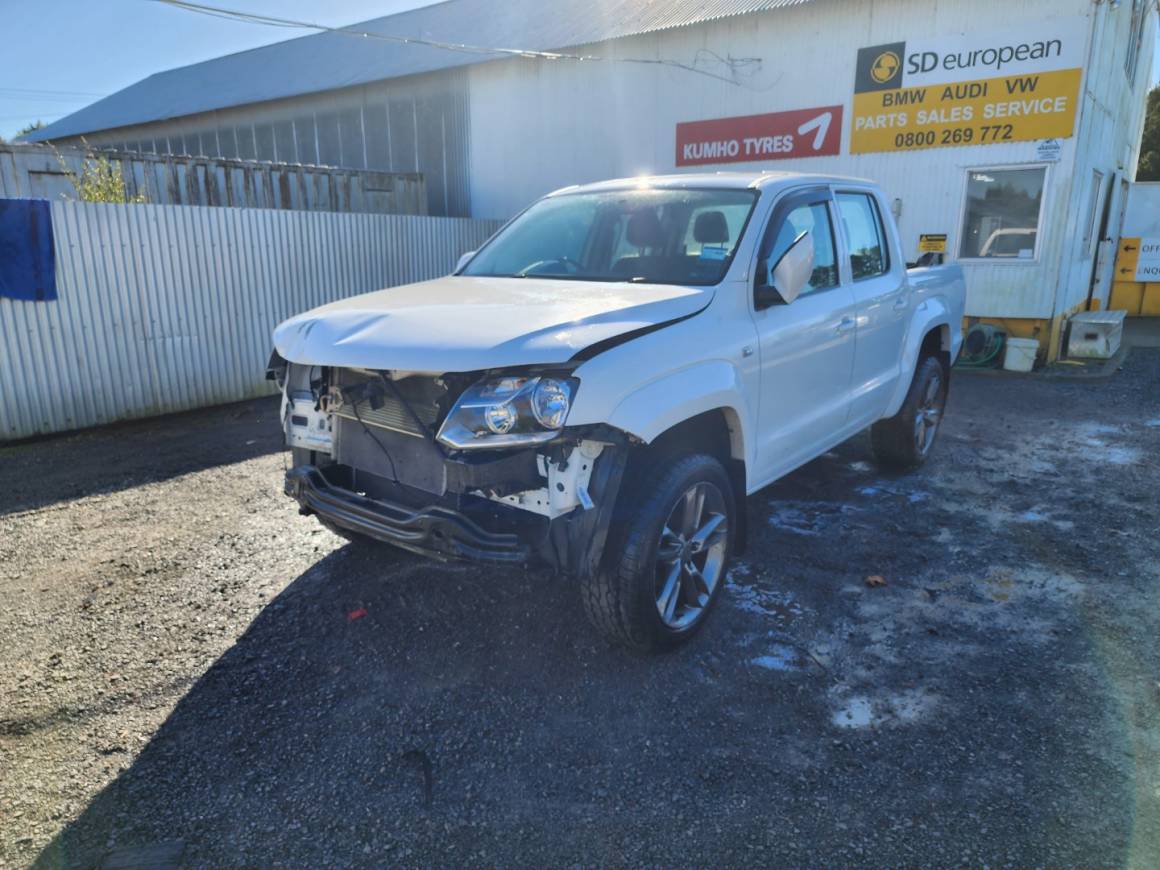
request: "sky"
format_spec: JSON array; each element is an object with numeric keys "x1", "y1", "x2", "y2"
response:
[
  {"x1": 0, "y1": 0, "x2": 442, "y2": 139},
  {"x1": 2, "y1": 1, "x2": 1159, "y2": 141}
]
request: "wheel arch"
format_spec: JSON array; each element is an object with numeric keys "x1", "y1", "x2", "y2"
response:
[
  {"x1": 625, "y1": 407, "x2": 749, "y2": 556},
  {"x1": 885, "y1": 303, "x2": 955, "y2": 418}
]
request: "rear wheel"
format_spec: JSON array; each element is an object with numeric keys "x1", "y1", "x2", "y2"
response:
[
  {"x1": 871, "y1": 355, "x2": 948, "y2": 470},
  {"x1": 581, "y1": 453, "x2": 735, "y2": 651}
]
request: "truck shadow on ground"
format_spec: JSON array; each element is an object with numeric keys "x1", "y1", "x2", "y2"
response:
[{"x1": 0, "y1": 397, "x2": 283, "y2": 517}]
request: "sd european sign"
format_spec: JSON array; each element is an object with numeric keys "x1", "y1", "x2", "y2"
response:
[{"x1": 851, "y1": 20, "x2": 1086, "y2": 155}]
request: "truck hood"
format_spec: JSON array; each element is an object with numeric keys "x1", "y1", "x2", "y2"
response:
[{"x1": 272, "y1": 275, "x2": 712, "y2": 372}]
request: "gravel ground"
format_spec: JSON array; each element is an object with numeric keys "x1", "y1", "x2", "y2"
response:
[{"x1": 2, "y1": 350, "x2": 1160, "y2": 869}]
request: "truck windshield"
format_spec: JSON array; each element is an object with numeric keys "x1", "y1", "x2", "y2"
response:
[{"x1": 462, "y1": 188, "x2": 759, "y2": 286}]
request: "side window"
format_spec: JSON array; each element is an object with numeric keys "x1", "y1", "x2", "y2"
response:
[
  {"x1": 764, "y1": 201, "x2": 839, "y2": 295},
  {"x1": 837, "y1": 193, "x2": 889, "y2": 279}
]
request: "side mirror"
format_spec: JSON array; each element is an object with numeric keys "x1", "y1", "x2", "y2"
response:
[
  {"x1": 755, "y1": 230, "x2": 814, "y2": 309},
  {"x1": 455, "y1": 251, "x2": 476, "y2": 272}
]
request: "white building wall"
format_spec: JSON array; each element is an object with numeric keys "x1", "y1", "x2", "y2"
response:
[
  {"x1": 468, "y1": 0, "x2": 1148, "y2": 327},
  {"x1": 1060, "y1": 1, "x2": 1158, "y2": 312}
]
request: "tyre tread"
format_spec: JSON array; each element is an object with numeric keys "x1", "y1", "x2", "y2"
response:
[
  {"x1": 871, "y1": 354, "x2": 946, "y2": 470},
  {"x1": 580, "y1": 453, "x2": 732, "y2": 650}
]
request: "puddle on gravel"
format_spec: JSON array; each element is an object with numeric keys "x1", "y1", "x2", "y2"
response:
[
  {"x1": 729, "y1": 581, "x2": 804, "y2": 622},
  {"x1": 831, "y1": 697, "x2": 874, "y2": 728},
  {"x1": 830, "y1": 689, "x2": 938, "y2": 729},
  {"x1": 750, "y1": 642, "x2": 800, "y2": 672},
  {"x1": 767, "y1": 501, "x2": 863, "y2": 536}
]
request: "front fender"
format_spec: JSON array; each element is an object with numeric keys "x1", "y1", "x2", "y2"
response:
[
  {"x1": 600, "y1": 359, "x2": 751, "y2": 458},
  {"x1": 884, "y1": 298, "x2": 956, "y2": 418}
]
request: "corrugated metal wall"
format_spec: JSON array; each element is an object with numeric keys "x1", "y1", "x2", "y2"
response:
[
  {"x1": 65, "y1": 69, "x2": 471, "y2": 218},
  {"x1": 0, "y1": 200, "x2": 502, "y2": 441},
  {"x1": 0, "y1": 144, "x2": 427, "y2": 216}
]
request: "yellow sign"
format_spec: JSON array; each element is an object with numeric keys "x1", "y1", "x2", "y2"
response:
[
  {"x1": 852, "y1": 68, "x2": 1082, "y2": 154},
  {"x1": 918, "y1": 234, "x2": 948, "y2": 254},
  {"x1": 851, "y1": 21, "x2": 1086, "y2": 155}
]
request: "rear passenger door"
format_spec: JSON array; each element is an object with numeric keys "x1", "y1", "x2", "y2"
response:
[
  {"x1": 835, "y1": 190, "x2": 910, "y2": 425},
  {"x1": 751, "y1": 188, "x2": 858, "y2": 485}
]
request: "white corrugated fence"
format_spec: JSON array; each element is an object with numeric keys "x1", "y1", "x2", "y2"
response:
[{"x1": 0, "y1": 200, "x2": 503, "y2": 441}]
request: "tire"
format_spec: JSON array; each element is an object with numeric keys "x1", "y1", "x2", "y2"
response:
[
  {"x1": 581, "y1": 453, "x2": 736, "y2": 651},
  {"x1": 871, "y1": 354, "x2": 948, "y2": 470}
]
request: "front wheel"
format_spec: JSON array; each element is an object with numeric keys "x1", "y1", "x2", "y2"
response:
[
  {"x1": 871, "y1": 354, "x2": 948, "y2": 470},
  {"x1": 581, "y1": 453, "x2": 735, "y2": 651}
]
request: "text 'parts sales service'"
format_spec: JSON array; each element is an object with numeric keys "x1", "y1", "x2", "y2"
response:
[{"x1": 851, "y1": 19, "x2": 1086, "y2": 154}]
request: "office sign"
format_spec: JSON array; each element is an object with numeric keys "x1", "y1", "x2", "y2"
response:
[
  {"x1": 1133, "y1": 238, "x2": 1160, "y2": 282},
  {"x1": 851, "y1": 20, "x2": 1086, "y2": 154},
  {"x1": 676, "y1": 105, "x2": 843, "y2": 167}
]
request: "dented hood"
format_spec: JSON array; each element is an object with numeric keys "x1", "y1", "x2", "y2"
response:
[{"x1": 272, "y1": 275, "x2": 712, "y2": 372}]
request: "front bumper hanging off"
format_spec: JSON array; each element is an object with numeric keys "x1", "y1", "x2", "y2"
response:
[
  {"x1": 284, "y1": 466, "x2": 530, "y2": 563},
  {"x1": 284, "y1": 440, "x2": 629, "y2": 577}
]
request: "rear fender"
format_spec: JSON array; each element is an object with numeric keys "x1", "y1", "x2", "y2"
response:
[{"x1": 885, "y1": 299, "x2": 954, "y2": 418}]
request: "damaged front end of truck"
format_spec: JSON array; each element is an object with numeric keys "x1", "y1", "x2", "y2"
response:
[{"x1": 269, "y1": 352, "x2": 631, "y2": 580}]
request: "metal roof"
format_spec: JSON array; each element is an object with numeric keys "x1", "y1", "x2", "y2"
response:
[{"x1": 27, "y1": 0, "x2": 816, "y2": 142}]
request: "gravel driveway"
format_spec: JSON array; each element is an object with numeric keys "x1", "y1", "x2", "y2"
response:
[{"x1": 3, "y1": 350, "x2": 1159, "y2": 868}]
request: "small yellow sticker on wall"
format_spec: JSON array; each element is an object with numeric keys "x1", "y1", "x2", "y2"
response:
[{"x1": 919, "y1": 234, "x2": 948, "y2": 253}]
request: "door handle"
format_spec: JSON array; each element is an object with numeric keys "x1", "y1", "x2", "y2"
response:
[
  {"x1": 893, "y1": 296, "x2": 909, "y2": 310},
  {"x1": 836, "y1": 316, "x2": 856, "y2": 333}
]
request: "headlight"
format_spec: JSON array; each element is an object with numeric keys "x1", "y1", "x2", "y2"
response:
[{"x1": 436, "y1": 375, "x2": 577, "y2": 450}]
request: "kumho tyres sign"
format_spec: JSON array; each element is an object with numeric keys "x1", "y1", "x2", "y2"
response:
[{"x1": 851, "y1": 20, "x2": 1086, "y2": 155}]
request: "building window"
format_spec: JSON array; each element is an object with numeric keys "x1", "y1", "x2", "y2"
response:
[
  {"x1": 1083, "y1": 171, "x2": 1105, "y2": 256},
  {"x1": 958, "y1": 167, "x2": 1047, "y2": 260},
  {"x1": 837, "y1": 192, "x2": 890, "y2": 279},
  {"x1": 1127, "y1": 0, "x2": 1146, "y2": 84}
]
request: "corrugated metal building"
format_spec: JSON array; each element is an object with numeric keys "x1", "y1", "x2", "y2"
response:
[{"x1": 26, "y1": 0, "x2": 1158, "y2": 360}]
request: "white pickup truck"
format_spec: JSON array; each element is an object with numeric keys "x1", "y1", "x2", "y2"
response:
[{"x1": 270, "y1": 172, "x2": 964, "y2": 650}]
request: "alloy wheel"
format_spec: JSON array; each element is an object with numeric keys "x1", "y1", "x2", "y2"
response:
[
  {"x1": 914, "y1": 371, "x2": 944, "y2": 456},
  {"x1": 654, "y1": 482, "x2": 729, "y2": 630}
]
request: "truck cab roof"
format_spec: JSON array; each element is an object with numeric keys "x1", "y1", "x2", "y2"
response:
[{"x1": 548, "y1": 171, "x2": 878, "y2": 197}]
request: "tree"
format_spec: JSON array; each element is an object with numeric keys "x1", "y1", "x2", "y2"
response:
[
  {"x1": 53, "y1": 141, "x2": 147, "y2": 204},
  {"x1": 15, "y1": 120, "x2": 44, "y2": 139},
  {"x1": 1138, "y1": 86, "x2": 1160, "y2": 182}
]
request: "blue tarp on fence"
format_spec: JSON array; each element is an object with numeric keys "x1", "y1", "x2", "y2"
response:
[{"x1": 0, "y1": 199, "x2": 56, "y2": 302}]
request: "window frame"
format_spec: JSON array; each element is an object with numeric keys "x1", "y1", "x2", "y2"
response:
[
  {"x1": 955, "y1": 163, "x2": 1050, "y2": 265},
  {"x1": 834, "y1": 189, "x2": 892, "y2": 282},
  {"x1": 1126, "y1": 0, "x2": 1146, "y2": 84},
  {"x1": 753, "y1": 186, "x2": 844, "y2": 306},
  {"x1": 1083, "y1": 170, "x2": 1105, "y2": 257}
]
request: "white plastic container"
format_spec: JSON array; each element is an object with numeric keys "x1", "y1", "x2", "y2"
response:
[{"x1": 1003, "y1": 337, "x2": 1039, "y2": 372}]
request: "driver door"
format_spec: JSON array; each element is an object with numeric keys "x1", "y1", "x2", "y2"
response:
[{"x1": 751, "y1": 188, "x2": 858, "y2": 484}]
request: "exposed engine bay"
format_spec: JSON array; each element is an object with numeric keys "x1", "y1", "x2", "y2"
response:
[{"x1": 270, "y1": 355, "x2": 628, "y2": 574}]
